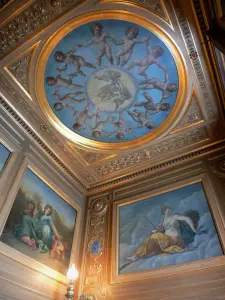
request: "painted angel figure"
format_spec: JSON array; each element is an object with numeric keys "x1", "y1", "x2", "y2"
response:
[
  {"x1": 53, "y1": 49, "x2": 95, "y2": 77},
  {"x1": 127, "y1": 206, "x2": 200, "y2": 263},
  {"x1": 134, "y1": 92, "x2": 171, "y2": 114},
  {"x1": 114, "y1": 26, "x2": 151, "y2": 67},
  {"x1": 73, "y1": 103, "x2": 95, "y2": 131},
  {"x1": 76, "y1": 23, "x2": 117, "y2": 66},
  {"x1": 127, "y1": 109, "x2": 155, "y2": 129},
  {"x1": 91, "y1": 109, "x2": 110, "y2": 138},
  {"x1": 139, "y1": 77, "x2": 177, "y2": 100},
  {"x1": 46, "y1": 67, "x2": 83, "y2": 89},
  {"x1": 110, "y1": 112, "x2": 131, "y2": 140},
  {"x1": 52, "y1": 92, "x2": 87, "y2": 111},
  {"x1": 113, "y1": 86, "x2": 132, "y2": 110},
  {"x1": 127, "y1": 40, "x2": 168, "y2": 80},
  {"x1": 95, "y1": 71, "x2": 122, "y2": 102}
]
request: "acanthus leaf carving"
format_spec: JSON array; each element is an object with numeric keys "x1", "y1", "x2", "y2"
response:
[
  {"x1": 95, "y1": 128, "x2": 208, "y2": 176},
  {"x1": 172, "y1": 93, "x2": 203, "y2": 132},
  {"x1": 5, "y1": 46, "x2": 36, "y2": 93}
]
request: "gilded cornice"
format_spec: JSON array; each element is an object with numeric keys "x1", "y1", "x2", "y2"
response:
[
  {"x1": 94, "y1": 127, "x2": 209, "y2": 177},
  {"x1": 88, "y1": 139, "x2": 225, "y2": 193}
]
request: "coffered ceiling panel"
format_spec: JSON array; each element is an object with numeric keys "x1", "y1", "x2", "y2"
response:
[{"x1": 0, "y1": 0, "x2": 224, "y2": 191}]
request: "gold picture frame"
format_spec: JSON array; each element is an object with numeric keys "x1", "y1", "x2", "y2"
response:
[
  {"x1": 0, "y1": 157, "x2": 82, "y2": 283},
  {"x1": 111, "y1": 174, "x2": 225, "y2": 284}
]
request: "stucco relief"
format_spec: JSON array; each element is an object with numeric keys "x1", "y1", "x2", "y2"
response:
[
  {"x1": 82, "y1": 196, "x2": 109, "y2": 299},
  {"x1": 74, "y1": 146, "x2": 114, "y2": 165},
  {"x1": 172, "y1": 0, "x2": 216, "y2": 119},
  {"x1": 98, "y1": 0, "x2": 166, "y2": 19},
  {"x1": 0, "y1": 0, "x2": 83, "y2": 58},
  {"x1": 172, "y1": 94, "x2": 203, "y2": 132},
  {"x1": 95, "y1": 127, "x2": 208, "y2": 176}
]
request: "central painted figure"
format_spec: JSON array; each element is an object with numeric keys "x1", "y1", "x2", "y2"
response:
[{"x1": 44, "y1": 19, "x2": 179, "y2": 143}]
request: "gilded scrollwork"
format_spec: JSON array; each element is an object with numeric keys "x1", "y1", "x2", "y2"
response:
[
  {"x1": 82, "y1": 195, "x2": 109, "y2": 298},
  {"x1": 99, "y1": 0, "x2": 166, "y2": 18},
  {"x1": 0, "y1": 0, "x2": 82, "y2": 58},
  {"x1": 74, "y1": 147, "x2": 113, "y2": 165},
  {"x1": 172, "y1": 0, "x2": 215, "y2": 119},
  {"x1": 95, "y1": 128, "x2": 208, "y2": 176},
  {"x1": 173, "y1": 95, "x2": 203, "y2": 131},
  {"x1": 7, "y1": 53, "x2": 30, "y2": 92}
]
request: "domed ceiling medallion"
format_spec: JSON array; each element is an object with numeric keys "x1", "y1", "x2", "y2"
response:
[{"x1": 35, "y1": 11, "x2": 187, "y2": 150}]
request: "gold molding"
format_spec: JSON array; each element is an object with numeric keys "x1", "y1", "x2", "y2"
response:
[
  {"x1": 111, "y1": 175, "x2": 225, "y2": 284},
  {"x1": 68, "y1": 143, "x2": 116, "y2": 166},
  {"x1": 3, "y1": 41, "x2": 40, "y2": 100},
  {"x1": 170, "y1": 89, "x2": 204, "y2": 134},
  {"x1": 35, "y1": 10, "x2": 188, "y2": 151},
  {"x1": 0, "y1": 0, "x2": 32, "y2": 26},
  {"x1": 97, "y1": 0, "x2": 172, "y2": 27}
]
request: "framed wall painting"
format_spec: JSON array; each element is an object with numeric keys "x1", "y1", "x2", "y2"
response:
[
  {"x1": 0, "y1": 142, "x2": 11, "y2": 176},
  {"x1": 111, "y1": 177, "x2": 225, "y2": 283},
  {"x1": 0, "y1": 162, "x2": 79, "y2": 282}
]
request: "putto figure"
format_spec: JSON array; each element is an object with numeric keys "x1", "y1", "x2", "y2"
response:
[
  {"x1": 53, "y1": 50, "x2": 95, "y2": 77},
  {"x1": 46, "y1": 68, "x2": 83, "y2": 89},
  {"x1": 127, "y1": 109, "x2": 155, "y2": 129},
  {"x1": 111, "y1": 112, "x2": 131, "y2": 140},
  {"x1": 91, "y1": 109, "x2": 110, "y2": 138},
  {"x1": 139, "y1": 77, "x2": 177, "y2": 100},
  {"x1": 134, "y1": 92, "x2": 171, "y2": 114},
  {"x1": 73, "y1": 104, "x2": 95, "y2": 131},
  {"x1": 127, "y1": 40, "x2": 168, "y2": 80},
  {"x1": 76, "y1": 23, "x2": 117, "y2": 66},
  {"x1": 115, "y1": 26, "x2": 150, "y2": 67},
  {"x1": 52, "y1": 92, "x2": 86, "y2": 111}
]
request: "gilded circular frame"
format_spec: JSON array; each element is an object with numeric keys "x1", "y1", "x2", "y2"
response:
[{"x1": 35, "y1": 10, "x2": 188, "y2": 151}]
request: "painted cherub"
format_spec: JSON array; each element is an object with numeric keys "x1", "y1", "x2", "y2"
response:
[
  {"x1": 127, "y1": 109, "x2": 155, "y2": 129},
  {"x1": 76, "y1": 23, "x2": 117, "y2": 66},
  {"x1": 52, "y1": 92, "x2": 86, "y2": 111},
  {"x1": 134, "y1": 92, "x2": 171, "y2": 114},
  {"x1": 115, "y1": 26, "x2": 150, "y2": 67},
  {"x1": 110, "y1": 112, "x2": 131, "y2": 140},
  {"x1": 139, "y1": 77, "x2": 177, "y2": 100},
  {"x1": 46, "y1": 67, "x2": 83, "y2": 89},
  {"x1": 91, "y1": 109, "x2": 110, "y2": 138},
  {"x1": 54, "y1": 49, "x2": 95, "y2": 77},
  {"x1": 127, "y1": 40, "x2": 168, "y2": 80},
  {"x1": 73, "y1": 104, "x2": 95, "y2": 131}
]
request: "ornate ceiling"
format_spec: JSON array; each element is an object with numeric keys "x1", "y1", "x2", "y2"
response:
[{"x1": 0, "y1": 0, "x2": 224, "y2": 193}]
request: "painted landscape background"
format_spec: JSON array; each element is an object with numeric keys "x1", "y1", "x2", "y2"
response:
[{"x1": 1, "y1": 168, "x2": 77, "y2": 275}]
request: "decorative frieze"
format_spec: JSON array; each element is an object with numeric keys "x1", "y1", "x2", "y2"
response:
[
  {"x1": 75, "y1": 147, "x2": 113, "y2": 165},
  {"x1": 95, "y1": 128, "x2": 208, "y2": 176}
]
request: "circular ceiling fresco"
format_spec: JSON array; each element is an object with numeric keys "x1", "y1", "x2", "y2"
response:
[{"x1": 37, "y1": 13, "x2": 186, "y2": 150}]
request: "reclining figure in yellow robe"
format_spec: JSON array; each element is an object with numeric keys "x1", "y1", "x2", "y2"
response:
[{"x1": 127, "y1": 206, "x2": 198, "y2": 262}]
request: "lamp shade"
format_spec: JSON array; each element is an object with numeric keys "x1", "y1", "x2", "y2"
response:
[{"x1": 67, "y1": 264, "x2": 79, "y2": 281}]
